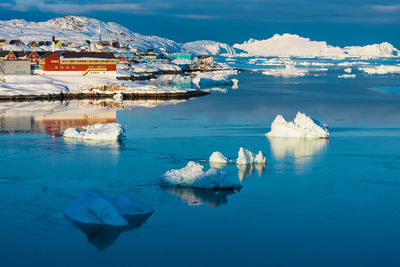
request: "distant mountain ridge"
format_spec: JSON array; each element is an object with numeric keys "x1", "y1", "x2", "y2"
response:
[{"x1": 0, "y1": 16, "x2": 234, "y2": 55}]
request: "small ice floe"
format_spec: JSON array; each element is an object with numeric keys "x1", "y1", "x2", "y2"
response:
[
  {"x1": 266, "y1": 112, "x2": 329, "y2": 138},
  {"x1": 63, "y1": 123, "x2": 125, "y2": 140},
  {"x1": 236, "y1": 147, "x2": 255, "y2": 165},
  {"x1": 262, "y1": 65, "x2": 308, "y2": 77},
  {"x1": 64, "y1": 190, "x2": 153, "y2": 227},
  {"x1": 162, "y1": 161, "x2": 241, "y2": 189},
  {"x1": 254, "y1": 151, "x2": 266, "y2": 164},
  {"x1": 192, "y1": 71, "x2": 237, "y2": 88},
  {"x1": 344, "y1": 68, "x2": 352, "y2": 73},
  {"x1": 209, "y1": 151, "x2": 229, "y2": 169},
  {"x1": 338, "y1": 74, "x2": 356, "y2": 79},
  {"x1": 359, "y1": 65, "x2": 400, "y2": 75}
]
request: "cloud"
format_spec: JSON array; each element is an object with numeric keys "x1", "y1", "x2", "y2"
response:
[{"x1": 0, "y1": 1, "x2": 147, "y2": 14}]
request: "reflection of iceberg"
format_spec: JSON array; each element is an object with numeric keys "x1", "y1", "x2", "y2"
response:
[
  {"x1": 268, "y1": 137, "x2": 328, "y2": 165},
  {"x1": 163, "y1": 186, "x2": 238, "y2": 207},
  {"x1": 210, "y1": 162, "x2": 227, "y2": 169},
  {"x1": 72, "y1": 213, "x2": 152, "y2": 250},
  {"x1": 238, "y1": 164, "x2": 254, "y2": 181},
  {"x1": 254, "y1": 163, "x2": 266, "y2": 176},
  {"x1": 63, "y1": 138, "x2": 124, "y2": 149}
]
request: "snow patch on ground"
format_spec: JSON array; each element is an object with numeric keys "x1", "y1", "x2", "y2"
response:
[{"x1": 266, "y1": 112, "x2": 329, "y2": 138}]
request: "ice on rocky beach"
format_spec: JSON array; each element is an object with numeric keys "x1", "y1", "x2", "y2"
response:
[
  {"x1": 162, "y1": 161, "x2": 241, "y2": 189},
  {"x1": 236, "y1": 147, "x2": 255, "y2": 165},
  {"x1": 64, "y1": 190, "x2": 153, "y2": 226},
  {"x1": 266, "y1": 112, "x2": 329, "y2": 138},
  {"x1": 63, "y1": 123, "x2": 125, "y2": 140}
]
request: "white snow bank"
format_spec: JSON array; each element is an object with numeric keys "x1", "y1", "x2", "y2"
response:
[
  {"x1": 236, "y1": 147, "x2": 255, "y2": 165},
  {"x1": 209, "y1": 151, "x2": 228, "y2": 163},
  {"x1": 338, "y1": 74, "x2": 356, "y2": 79},
  {"x1": 63, "y1": 123, "x2": 125, "y2": 140},
  {"x1": 266, "y1": 112, "x2": 329, "y2": 138},
  {"x1": 262, "y1": 65, "x2": 308, "y2": 77},
  {"x1": 162, "y1": 161, "x2": 241, "y2": 189},
  {"x1": 359, "y1": 65, "x2": 400, "y2": 75},
  {"x1": 233, "y1": 33, "x2": 398, "y2": 58},
  {"x1": 64, "y1": 190, "x2": 153, "y2": 226}
]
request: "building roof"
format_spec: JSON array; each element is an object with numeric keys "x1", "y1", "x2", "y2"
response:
[{"x1": 62, "y1": 52, "x2": 115, "y2": 59}]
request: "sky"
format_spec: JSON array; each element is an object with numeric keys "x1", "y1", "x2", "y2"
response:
[{"x1": 0, "y1": 0, "x2": 399, "y2": 47}]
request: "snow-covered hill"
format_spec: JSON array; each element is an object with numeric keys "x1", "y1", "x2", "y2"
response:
[
  {"x1": 233, "y1": 33, "x2": 399, "y2": 58},
  {"x1": 0, "y1": 16, "x2": 234, "y2": 55}
]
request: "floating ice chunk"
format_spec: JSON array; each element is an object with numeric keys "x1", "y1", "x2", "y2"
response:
[
  {"x1": 162, "y1": 161, "x2": 241, "y2": 189},
  {"x1": 110, "y1": 195, "x2": 154, "y2": 217},
  {"x1": 254, "y1": 151, "x2": 266, "y2": 164},
  {"x1": 209, "y1": 151, "x2": 228, "y2": 163},
  {"x1": 359, "y1": 65, "x2": 400, "y2": 75},
  {"x1": 64, "y1": 190, "x2": 128, "y2": 226},
  {"x1": 266, "y1": 112, "x2": 329, "y2": 138},
  {"x1": 64, "y1": 190, "x2": 153, "y2": 227},
  {"x1": 338, "y1": 74, "x2": 356, "y2": 79},
  {"x1": 63, "y1": 123, "x2": 125, "y2": 140},
  {"x1": 344, "y1": 68, "x2": 352, "y2": 73},
  {"x1": 231, "y1": 79, "x2": 239, "y2": 89},
  {"x1": 192, "y1": 71, "x2": 237, "y2": 87},
  {"x1": 262, "y1": 65, "x2": 308, "y2": 77},
  {"x1": 236, "y1": 147, "x2": 255, "y2": 165}
]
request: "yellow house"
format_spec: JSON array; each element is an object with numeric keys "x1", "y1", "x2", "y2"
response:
[
  {"x1": 54, "y1": 41, "x2": 63, "y2": 46},
  {"x1": 0, "y1": 39, "x2": 8, "y2": 46}
]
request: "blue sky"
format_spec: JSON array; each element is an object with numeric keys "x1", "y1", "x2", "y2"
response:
[{"x1": 0, "y1": 0, "x2": 399, "y2": 46}]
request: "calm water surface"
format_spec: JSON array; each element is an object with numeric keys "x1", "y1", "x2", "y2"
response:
[{"x1": 1, "y1": 69, "x2": 400, "y2": 266}]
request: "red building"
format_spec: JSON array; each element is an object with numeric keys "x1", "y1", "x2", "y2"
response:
[
  {"x1": 0, "y1": 51, "x2": 40, "y2": 63},
  {"x1": 41, "y1": 52, "x2": 116, "y2": 76}
]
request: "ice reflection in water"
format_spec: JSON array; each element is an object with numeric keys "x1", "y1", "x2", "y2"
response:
[
  {"x1": 237, "y1": 163, "x2": 266, "y2": 181},
  {"x1": 163, "y1": 186, "x2": 238, "y2": 207},
  {"x1": 71, "y1": 213, "x2": 152, "y2": 250}
]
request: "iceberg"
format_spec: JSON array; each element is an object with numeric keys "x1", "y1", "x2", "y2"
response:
[
  {"x1": 63, "y1": 122, "x2": 125, "y2": 140},
  {"x1": 236, "y1": 147, "x2": 255, "y2": 165},
  {"x1": 162, "y1": 161, "x2": 241, "y2": 189},
  {"x1": 359, "y1": 65, "x2": 400, "y2": 75},
  {"x1": 266, "y1": 112, "x2": 329, "y2": 138},
  {"x1": 182, "y1": 40, "x2": 236, "y2": 56},
  {"x1": 64, "y1": 190, "x2": 153, "y2": 226},
  {"x1": 254, "y1": 151, "x2": 266, "y2": 164},
  {"x1": 192, "y1": 71, "x2": 237, "y2": 87},
  {"x1": 233, "y1": 33, "x2": 398, "y2": 58},
  {"x1": 209, "y1": 151, "x2": 228, "y2": 163},
  {"x1": 262, "y1": 65, "x2": 308, "y2": 77},
  {"x1": 338, "y1": 74, "x2": 356, "y2": 79}
]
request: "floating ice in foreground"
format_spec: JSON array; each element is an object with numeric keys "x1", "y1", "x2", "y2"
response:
[
  {"x1": 262, "y1": 65, "x2": 308, "y2": 77},
  {"x1": 266, "y1": 112, "x2": 329, "y2": 138},
  {"x1": 359, "y1": 65, "x2": 400, "y2": 75},
  {"x1": 162, "y1": 161, "x2": 241, "y2": 189},
  {"x1": 236, "y1": 147, "x2": 255, "y2": 165},
  {"x1": 63, "y1": 122, "x2": 125, "y2": 140},
  {"x1": 344, "y1": 68, "x2": 352, "y2": 73},
  {"x1": 64, "y1": 190, "x2": 153, "y2": 226}
]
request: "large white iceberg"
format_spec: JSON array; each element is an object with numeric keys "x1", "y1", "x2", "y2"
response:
[
  {"x1": 64, "y1": 190, "x2": 153, "y2": 226},
  {"x1": 266, "y1": 112, "x2": 329, "y2": 138},
  {"x1": 63, "y1": 122, "x2": 125, "y2": 140},
  {"x1": 162, "y1": 161, "x2": 241, "y2": 189},
  {"x1": 233, "y1": 33, "x2": 398, "y2": 58}
]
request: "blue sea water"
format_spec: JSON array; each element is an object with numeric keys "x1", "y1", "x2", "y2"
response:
[{"x1": 1, "y1": 60, "x2": 400, "y2": 266}]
